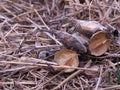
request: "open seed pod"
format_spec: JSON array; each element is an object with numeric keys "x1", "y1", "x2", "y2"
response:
[
  {"x1": 89, "y1": 31, "x2": 111, "y2": 56},
  {"x1": 54, "y1": 49, "x2": 79, "y2": 73},
  {"x1": 69, "y1": 18, "x2": 106, "y2": 37},
  {"x1": 77, "y1": 20, "x2": 105, "y2": 31}
]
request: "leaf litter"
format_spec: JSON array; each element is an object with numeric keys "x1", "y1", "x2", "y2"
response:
[{"x1": 0, "y1": 0, "x2": 120, "y2": 90}]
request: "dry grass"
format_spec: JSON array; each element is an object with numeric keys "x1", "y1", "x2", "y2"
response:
[{"x1": 0, "y1": 0, "x2": 120, "y2": 90}]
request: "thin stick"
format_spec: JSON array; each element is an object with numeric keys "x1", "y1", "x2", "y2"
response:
[
  {"x1": 52, "y1": 60, "x2": 92, "y2": 90},
  {"x1": 102, "y1": 85, "x2": 120, "y2": 90},
  {"x1": 34, "y1": 9, "x2": 50, "y2": 30},
  {"x1": 98, "y1": 53, "x2": 120, "y2": 58},
  {"x1": 40, "y1": 71, "x2": 64, "y2": 89},
  {"x1": 79, "y1": 77, "x2": 84, "y2": 90},
  {"x1": 0, "y1": 53, "x2": 57, "y2": 65},
  {"x1": 4, "y1": 23, "x2": 18, "y2": 38},
  {"x1": 11, "y1": 8, "x2": 45, "y2": 21},
  {"x1": 111, "y1": 15, "x2": 120, "y2": 22},
  {"x1": 0, "y1": 66, "x2": 37, "y2": 73},
  {"x1": 34, "y1": 9, "x2": 62, "y2": 46},
  {"x1": 107, "y1": 59, "x2": 116, "y2": 70},
  {"x1": 94, "y1": 65, "x2": 103, "y2": 90},
  {"x1": 0, "y1": 20, "x2": 11, "y2": 48},
  {"x1": 88, "y1": 1, "x2": 93, "y2": 21},
  {"x1": 27, "y1": 18, "x2": 62, "y2": 46},
  {"x1": 0, "y1": 4, "x2": 21, "y2": 21},
  {"x1": 100, "y1": 6, "x2": 112, "y2": 23},
  {"x1": 0, "y1": 81, "x2": 36, "y2": 85},
  {"x1": 0, "y1": 60, "x2": 97, "y2": 72}
]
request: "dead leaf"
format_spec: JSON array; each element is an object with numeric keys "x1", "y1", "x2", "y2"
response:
[{"x1": 54, "y1": 49, "x2": 79, "y2": 73}]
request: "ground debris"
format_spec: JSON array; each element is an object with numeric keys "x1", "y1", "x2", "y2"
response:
[{"x1": 0, "y1": 0, "x2": 120, "y2": 90}]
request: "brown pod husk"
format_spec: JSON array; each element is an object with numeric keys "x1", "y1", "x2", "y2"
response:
[
  {"x1": 54, "y1": 49, "x2": 79, "y2": 73},
  {"x1": 69, "y1": 18, "x2": 106, "y2": 38},
  {"x1": 89, "y1": 31, "x2": 111, "y2": 56},
  {"x1": 51, "y1": 29, "x2": 87, "y2": 53},
  {"x1": 69, "y1": 18, "x2": 111, "y2": 56},
  {"x1": 38, "y1": 29, "x2": 87, "y2": 53},
  {"x1": 72, "y1": 32, "x2": 89, "y2": 48}
]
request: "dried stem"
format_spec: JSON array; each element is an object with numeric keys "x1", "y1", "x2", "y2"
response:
[{"x1": 52, "y1": 60, "x2": 92, "y2": 90}]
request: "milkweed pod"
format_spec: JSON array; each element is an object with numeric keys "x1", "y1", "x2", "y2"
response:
[
  {"x1": 69, "y1": 18, "x2": 106, "y2": 37},
  {"x1": 89, "y1": 31, "x2": 111, "y2": 56},
  {"x1": 54, "y1": 49, "x2": 79, "y2": 73}
]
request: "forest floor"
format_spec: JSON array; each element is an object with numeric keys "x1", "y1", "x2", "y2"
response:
[{"x1": 0, "y1": 0, "x2": 120, "y2": 90}]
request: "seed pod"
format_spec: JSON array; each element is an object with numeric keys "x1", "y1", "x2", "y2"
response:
[
  {"x1": 69, "y1": 18, "x2": 111, "y2": 56},
  {"x1": 69, "y1": 18, "x2": 106, "y2": 38},
  {"x1": 89, "y1": 31, "x2": 111, "y2": 56},
  {"x1": 51, "y1": 29, "x2": 87, "y2": 53},
  {"x1": 54, "y1": 49, "x2": 79, "y2": 73}
]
